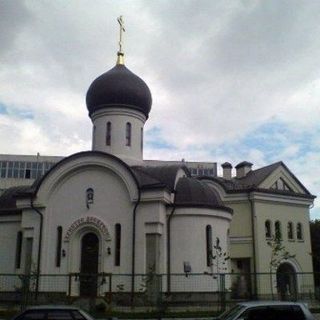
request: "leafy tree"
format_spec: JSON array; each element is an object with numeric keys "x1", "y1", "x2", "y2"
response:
[
  {"x1": 211, "y1": 237, "x2": 230, "y2": 274},
  {"x1": 267, "y1": 235, "x2": 295, "y2": 272},
  {"x1": 267, "y1": 235, "x2": 295, "y2": 299},
  {"x1": 310, "y1": 219, "x2": 320, "y2": 285}
]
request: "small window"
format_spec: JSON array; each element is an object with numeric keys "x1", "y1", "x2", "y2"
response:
[
  {"x1": 206, "y1": 225, "x2": 212, "y2": 266},
  {"x1": 106, "y1": 122, "x2": 111, "y2": 146},
  {"x1": 86, "y1": 188, "x2": 94, "y2": 208},
  {"x1": 265, "y1": 220, "x2": 272, "y2": 238},
  {"x1": 297, "y1": 223, "x2": 304, "y2": 240},
  {"x1": 115, "y1": 223, "x2": 121, "y2": 266},
  {"x1": 56, "y1": 226, "x2": 63, "y2": 267},
  {"x1": 287, "y1": 222, "x2": 294, "y2": 240},
  {"x1": 0, "y1": 161, "x2": 7, "y2": 178},
  {"x1": 141, "y1": 127, "x2": 143, "y2": 153},
  {"x1": 92, "y1": 125, "x2": 96, "y2": 149},
  {"x1": 15, "y1": 231, "x2": 23, "y2": 269},
  {"x1": 126, "y1": 122, "x2": 131, "y2": 146},
  {"x1": 7, "y1": 161, "x2": 13, "y2": 178},
  {"x1": 275, "y1": 221, "x2": 282, "y2": 240}
]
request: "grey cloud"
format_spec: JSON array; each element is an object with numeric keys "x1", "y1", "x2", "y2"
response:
[{"x1": 0, "y1": 0, "x2": 31, "y2": 57}]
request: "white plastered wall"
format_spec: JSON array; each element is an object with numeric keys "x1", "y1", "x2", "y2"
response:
[
  {"x1": 169, "y1": 207, "x2": 232, "y2": 292},
  {"x1": 0, "y1": 215, "x2": 22, "y2": 274},
  {"x1": 91, "y1": 108, "x2": 146, "y2": 165}
]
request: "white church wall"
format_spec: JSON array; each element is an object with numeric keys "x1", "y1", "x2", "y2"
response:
[
  {"x1": 33, "y1": 163, "x2": 138, "y2": 295},
  {"x1": 136, "y1": 201, "x2": 168, "y2": 273},
  {"x1": 91, "y1": 108, "x2": 146, "y2": 164},
  {"x1": 41, "y1": 167, "x2": 134, "y2": 274},
  {"x1": 170, "y1": 207, "x2": 231, "y2": 292},
  {"x1": 254, "y1": 199, "x2": 313, "y2": 274},
  {"x1": 0, "y1": 215, "x2": 21, "y2": 274},
  {"x1": 26, "y1": 154, "x2": 141, "y2": 295},
  {"x1": 253, "y1": 198, "x2": 314, "y2": 296}
]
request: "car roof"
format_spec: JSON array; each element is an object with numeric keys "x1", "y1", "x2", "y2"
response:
[
  {"x1": 238, "y1": 301, "x2": 307, "y2": 307},
  {"x1": 24, "y1": 305, "x2": 80, "y2": 311}
]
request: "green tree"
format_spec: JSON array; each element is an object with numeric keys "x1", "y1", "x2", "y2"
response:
[
  {"x1": 211, "y1": 237, "x2": 230, "y2": 274},
  {"x1": 267, "y1": 236, "x2": 295, "y2": 271},
  {"x1": 310, "y1": 219, "x2": 320, "y2": 285},
  {"x1": 267, "y1": 235, "x2": 295, "y2": 299}
]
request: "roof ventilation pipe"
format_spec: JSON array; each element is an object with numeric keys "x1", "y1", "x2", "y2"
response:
[
  {"x1": 221, "y1": 162, "x2": 232, "y2": 180},
  {"x1": 235, "y1": 161, "x2": 253, "y2": 178}
]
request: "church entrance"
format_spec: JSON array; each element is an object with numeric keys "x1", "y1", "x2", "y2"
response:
[
  {"x1": 276, "y1": 262, "x2": 297, "y2": 301},
  {"x1": 80, "y1": 232, "x2": 99, "y2": 296}
]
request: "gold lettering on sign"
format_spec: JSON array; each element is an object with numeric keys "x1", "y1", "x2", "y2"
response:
[{"x1": 64, "y1": 216, "x2": 111, "y2": 242}]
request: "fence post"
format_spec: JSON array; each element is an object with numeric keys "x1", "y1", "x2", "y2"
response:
[
  {"x1": 157, "y1": 274, "x2": 163, "y2": 319},
  {"x1": 219, "y1": 274, "x2": 226, "y2": 312},
  {"x1": 68, "y1": 273, "x2": 72, "y2": 297},
  {"x1": 107, "y1": 273, "x2": 112, "y2": 306}
]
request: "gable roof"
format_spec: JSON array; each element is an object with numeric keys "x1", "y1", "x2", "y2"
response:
[{"x1": 199, "y1": 161, "x2": 315, "y2": 199}]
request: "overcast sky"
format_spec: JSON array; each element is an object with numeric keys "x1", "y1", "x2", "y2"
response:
[{"x1": 0, "y1": 0, "x2": 319, "y2": 218}]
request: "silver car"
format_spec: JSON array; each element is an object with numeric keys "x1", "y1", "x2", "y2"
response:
[
  {"x1": 11, "y1": 305, "x2": 96, "y2": 320},
  {"x1": 218, "y1": 301, "x2": 315, "y2": 320}
]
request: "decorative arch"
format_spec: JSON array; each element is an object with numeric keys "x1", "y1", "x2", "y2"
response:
[
  {"x1": 66, "y1": 223, "x2": 106, "y2": 279},
  {"x1": 33, "y1": 151, "x2": 140, "y2": 204},
  {"x1": 276, "y1": 262, "x2": 297, "y2": 301},
  {"x1": 64, "y1": 216, "x2": 111, "y2": 243}
]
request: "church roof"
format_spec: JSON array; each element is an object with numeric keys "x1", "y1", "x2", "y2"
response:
[
  {"x1": 199, "y1": 161, "x2": 315, "y2": 198},
  {"x1": 86, "y1": 64, "x2": 152, "y2": 118},
  {"x1": 131, "y1": 165, "x2": 189, "y2": 191},
  {"x1": 174, "y1": 177, "x2": 233, "y2": 213},
  {"x1": 0, "y1": 186, "x2": 31, "y2": 215}
]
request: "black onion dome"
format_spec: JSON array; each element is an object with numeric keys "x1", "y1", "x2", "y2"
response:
[
  {"x1": 175, "y1": 177, "x2": 233, "y2": 213},
  {"x1": 86, "y1": 64, "x2": 152, "y2": 117}
]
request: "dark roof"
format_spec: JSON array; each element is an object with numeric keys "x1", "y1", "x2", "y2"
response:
[
  {"x1": 233, "y1": 162, "x2": 281, "y2": 188},
  {"x1": 130, "y1": 167, "x2": 166, "y2": 190},
  {"x1": 132, "y1": 165, "x2": 189, "y2": 191},
  {"x1": 199, "y1": 161, "x2": 315, "y2": 199},
  {"x1": 86, "y1": 64, "x2": 152, "y2": 118},
  {"x1": 221, "y1": 162, "x2": 232, "y2": 168},
  {"x1": 235, "y1": 161, "x2": 253, "y2": 169},
  {"x1": 175, "y1": 177, "x2": 233, "y2": 213},
  {"x1": 0, "y1": 186, "x2": 32, "y2": 215}
]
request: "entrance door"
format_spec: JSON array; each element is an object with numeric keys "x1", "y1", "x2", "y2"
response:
[
  {"x1": 276, "y1": 263, "x2": 297, "y2": 300},
  {"x1": 80, "y1": 232, "x2": 99, "y2": 296}
]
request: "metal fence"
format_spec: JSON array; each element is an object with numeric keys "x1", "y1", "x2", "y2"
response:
[{"x1": 0, "y1": 272, "x2": 318, "y2": 314}]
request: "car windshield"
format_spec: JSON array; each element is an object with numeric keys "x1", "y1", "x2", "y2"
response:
[
  {"x1": 79, "y1": 310, "x2": 95, "y2": 320},
  {"x1": 219, "y1": 304, "x2": 245, "y2": 320}
]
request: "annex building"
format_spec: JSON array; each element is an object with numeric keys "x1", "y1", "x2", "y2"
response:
[{"x1": 0, "y1": 40, "x2": 315, "y2": 300}]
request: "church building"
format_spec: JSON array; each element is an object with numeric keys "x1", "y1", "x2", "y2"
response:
[{"x1": 0, "y1": 20, "x2": 315, "y2": 300}]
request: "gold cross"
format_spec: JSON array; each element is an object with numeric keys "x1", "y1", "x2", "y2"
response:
[{"x1": 117, "y1": 15, "x2": 125, "y2": 54}]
